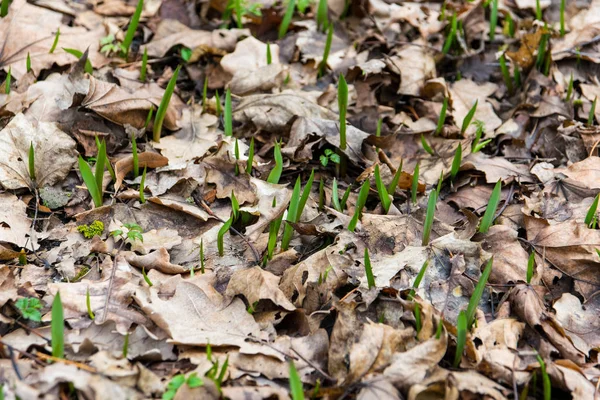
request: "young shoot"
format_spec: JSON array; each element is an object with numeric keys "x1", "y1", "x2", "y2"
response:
[
  {"x1": 289, "y1": 360, "x2": 305, "y2": 400},
  {"x1": 450, "y1": 143, "x2": 462, "y2": 180},
  {"x1": 49, "y1": 29, "x2": 60, "y2": 53},
  {"x1": 140, "y1": 48, "x2": 148, "y2": 82},
  {"x1": 461, "y1": 100, "x2": 478, "y2": 135},
  {"x1": 489, "y1": 0, "x2": 499, "y2": 41},
  {"x1": 527, "y1": 252, "x2": 535, "y2": 284},
  {"x1": 121, "y1": 0, "x2": 143, "y2": 57},
  {"x1": 560, "y1": 0, "x2": 566, "y2": 36},
  {"x1": 499, "y1": 54, "x2": 513, "y2": 95},
  {"x1": 585, "y1": 193, "x2": 599, "y2": 228},
  {"x1": 318, "y1": 22, "x2": 333, "y2": 77},
  {"x1": 442, "y1": 13, "x2": 457, "y2": 54},
  {"x1": 224, "y1": 88, "x2": 233, "y2": 136},
  {"x1": 435, "y1": 97, "x2": 448, "y2": 135},
  {"x1": 278, "y1": 0, "x2": 296, "y2": 39},
  {"x1": 566, "y1": 72, "x2": 573, "y2": 102},
  {"x1": 246, "y1": 137, "x2": 255, "y2": 175},
  {"x1": 453, "y1": 310, "x2": 467, "y2": 367},
  {"x1": 364, "y1": 248, "x2": 375, "y2": 289},
  {"x1": 422, "y1": 189, "x2": 437, "y2": 246},
  {"x1": 86, "y1": 288, "x2": 95, "y2": 320},
  {"x1": 199, "y1": 239, "x2": 205, "y2": 274},
  {"x1": 267, "y1": 141, "x2": 283, "y2": 184},
  {"x1": 153, "y1": 65, "x2": 181, "y2": 142},
  {"x1": 421, "y1": 134, "x2": 434, "y2": 155},
  {"x1": 217, "y1": 217, "x2": 233, "y2": 257},
  {"x1": 4, "y1": 67, "x2": 10, "y2": 94},
  {"x1": 266, "y1": 43, "x2": 272, "y2": 65},
  {"x1": 28, "y1": 142, "x2": 36, "y2": 182},
  {"x1": 338, "y1": 74, "x2": 348, "y2": 150},
  {"x1": 348, "y1": 180, "x2": 370, "y2": 232},
  {"x1": 316, "y1": 0, "x2": 328, "y2": 31},
  {"x1": 588, "y1": 97, "x2": 597, "y2": 126},
  {"x1": 479, "y1": 179, "x2": 502, "y2": 233},
  {"x1": 465, "y1": 257, "x2": 493, "y2": 329},
  {"x1": 0, "y1": 0, "x2": 9, "y2": 17},
  {"x1": 374, "y1": 165, "x2": 392, "y2": 213},
  {"x1": 51, "y1": 291, "x2": 64, "y2": 359},
  {"x1": 63, "y1": 48, "x2": 93, "y2": 74},
  {"x1": 388, "y1": 159, "x2": 403, "y2": 194}
]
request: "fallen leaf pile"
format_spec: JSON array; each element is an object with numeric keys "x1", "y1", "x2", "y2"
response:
[{"x1": 0, "y1": 0, "x2": 599, "y2": 398}]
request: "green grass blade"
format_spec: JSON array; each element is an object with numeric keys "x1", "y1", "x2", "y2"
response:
[
  {"x1": 122, "y1": 0, "x2": 143, "y2": 56},
  {"x1": 122, "y1": 332, "x2": 129, "y2": 358},
  {"x1": 78, "y1": 156, "x2": 102, "y2": 207},
  {"x1": 278, "y1": 0, "x2": 296, "y2": 39},
  {"x1": 94, "y1": 140, "x2": 107, "y2": 195},
  {"x1": 461, "y1": 100, "x2": 478, "y2": 134},
  {"x1": 153, "y1": 65, "x2": 181, "y2": 142},
  {"x1": 527, "y1": 252, "x2": 535, "y2": 284},
  {"x1": 246, "y1": 137, "x2": 255, "y2": 175},
  {"x1": 499, "y1": 54, "x2": 513, "y2": 94},
  {"x1": 289, "y1": 360, "x2": 305, "y2": 400},
  {"x1": 62, "y1": 48, "x2": 93, "y2": 74},
  {"x1": 420, "y1": 134, "x2": 434, "y2": 155},
  {"x1": 86, "y1": 287, "x2": 95, "y2": 320},
  {"x1": 217, "y1": 217, "x2": 233, "y2": 257},
  {"x1": 588, "y1": 97, "x2": 597, "y2": 126},
  {"x1": 0, "y1": 0, "x2": 9, "y2": 17},
  {"x1": 28, "y1": 142, "x2": 35, "y2": 182},
  {"x1": 139, "y1": 166, "x2": 147, "y2": 203},
  {"x1": 450, "y1": 143, "x2": 462, "y2": 180},
  {"x1": 234, "y1": 0, "x2": 243, "y2": 28},
  {"x1": 364, "y1": 248, "x2": 375, "y2": 289},
  {"x1": 348, "y1": 180, "x2": 370, "y2": 232},
  {"x1": 318, "y1": 22, "x2": 333, "y2": 77},
  {"x1": 224, "y1": 88, "x2": 233, "y2": 136},
  {"x1": 331, "y1": 178, "x2": 341, "y2": 211},
  {"x1": 141, "y1": 267, "x2": 153, "y2": 286},
  {"x1": 566, "y1": 72, "x2": 573, "y2": 102},
  {"x1": 267, "y1": 142, "x2": 283, "y2": 184},
  {"x1": 490, "y1": 0, "x2": 499, "y2": 41},
  {"x1": 26, "y1": 52, "x2": 31, "y2": 73},
  {"x1": 49, "y1": 29, "x2": 60, "y2": 53},
  {"x1": 409, "y1": 260, "x2": 429, "y2": 299},
  {"x1": 267, "y1": 214, "x2": 283, "y2": 260},
  {"x1": 140, "y1": 48, "x2": 148, "y2": 82},
  {"x1": 453, "y1": 310, "x2": 467, "y2": 367},
  {"x1": 338, "y1": 74, "x2": 348, "y2": 150},
  {"x1": 388, "y1": 159, "x2": 403, "y2": 194},
  {"x1": 316, "y1": 0, "x2": 327, "y2": 31},
  {"x1": 199, "y1": 239, "x2": 205, "y2": 273},
  {"x1": 435, "y1": 97, "x2": 448, "y2": 135},
  {"x1": 513, "y1": 64, "x2": 521, "y2": 88},
  {"x1": 585, "y1": 193, "x2": 599, "y2": 227},
  {"x1": 340, "y1": 184, "x2": 352, "y2": 210},
  {"x1": 442, "y1": 13, "x2": 457, "y2": 54},
  {"x1": 297, "y1": 169, "x2": 314, "y2": 218},
  {"x1": 479, "y1": 179, "x2": 502, "y2": 233},
  {"x1": 51, "y1": 291, "x2": 64, "y2": 359},
  {"x1": 422, "y1": 189, "x2": 437, "y2": 246},
  {"x1": 535, "y1": 0, "x2": 542, "y2": 20},
  {"x1": 4, "y1": 67, "x2": 10, "y2": 94},
  {"x1": 536, "y1": 354, "x2": 552, "y2": 400},
  {"x1": 560, "y1": 0, "x2": 566, "y2": 36},
  {"x1": 465, "y1": 257, "x2": 493, "y2": 328},
  {"x1": 374, "y1": 165, "x2": 391, "y2": 213},
  {"x1": 266, "y1": 43, "x2": 272, "y2": 65},
  {"x1": 281, "y1": 177, "x2": 301, "y2": 250},
  {"x1": 215, "y1": 90, "x2": 222, "y2": 116},
  {"x1": 411, "y1": 163, "x2": 420, "y2": 205}
]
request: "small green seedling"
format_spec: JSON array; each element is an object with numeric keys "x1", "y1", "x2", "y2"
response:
[
  {"x1": 453, "y1": 310, "x2": 467, "y2": 367},
  {"x1": 348, "y1": 180, "x2": 370, "y2": 232},
  {"x1": 278, "y1": 0, "x2": 296, "y2": 39},
  {"x1": 215, "y1": 90, "x2": 222, "y2": 116},
  {"x1": 180, "y1": 47, "x2": 192, "y2": 62},
  {"x1": 421, "y1": 135, "x2": 434, "y2": 155},
  {"x1": 4, "y1": 67, "x2": 10, "y2": 94},
  {"x1": 267, "y1": 141, "x2": 283, "y2": 184},
  {"x1": 26, "y1": 53, "x2": 32, "y2": 73},
  {"x1": 435, "y1": 97, "x2": 448, "y2": 135},
  {"x1": 140, "y1": 48, "x2": 148, "y2": 82},
  {"x1": 316, "y1": 0, "x2": 327, "y2": 31},
  {"x1": 411, "y1": 163, "x2": 420, "y2": 205},
  {"x1": 289, "y1": 360, "x2": 305, "y2": 400},
  {"x1": 489, "y1": 0, "x2": 499, "y2": 41},
  {"x1": 320, "y1": 148, "x2": 340, "y2": 167},
  {"x1": 566, "y1": 72, "x2": 573, "y2": 102},
  {"x1": 388, "y1": 160, "x2": 403, "y2": 194},
  {"x1": 0, "y1": 0, "x2": 9, "y2": 17},
  {"x1": 422, "y1": 189, "x2": 437, "y2": 245},
  {"x1": 536, "y1": 354, "x2": 552, "y2": 400},
  {"x1": 266, "y1": 214, "x2": 283, "y2": 261},
  {"x1": 374, "y1": 165, "x2": 392, "y2": 213},
  {"x1": 442, "y1": 13, "x2": 457, "y2": 54},
  {"x1": 86, "y1": 288, "x2": 94, "y2": 320},
  {"x1": 234, "y1": 139, "x2": 240, "y2": 175},
  {"x1": 465, "y1": 257, "x2": 493, "y2": 329},
  {"x1": 163, "y1": 373, "x2": 204, "y2": 400},
  {"x1": 535, "y1": 0, "x2": 542, "y2": 20},
  {"x1": 588, "y1": 97, "x2": 597, "y2": 126},
  {"x1": 281, "y1": 170, "x2": 314, "y2": 250},
  {"x1": 536, "y1": 30, "x2": 549, "y2": 71},
  {"x1": 199, "y1": 239, "x2": 205, "y2": 274},
  {"x1": 78, "y1": 143, "x2": 108, "y2": 208},
  {"x1": 364, "y1": 248, "x2": 375, "y2": 289},
  {"x1": 527, "y1": 252, "x2": 535, "y2": 284},
  {"x1": 246, "y1": 137, "x2": 255, "y2": 174},
  {"x1": 51, "y1": 291, "x2": 64, "y2": 359},
  {"x1": 15, "y1": 297, "x2": 43, "y2": 321},
  {"x1": 479, "y1": 179, "x2": 502, "y2": 233},
  {"x1": 461, "y1": 101, "x2": 478, "y2": 134},
  {"x1": 408, "y1": 260, "x2": 429, "y2": 333},
  {"x1": 49, "y1": 29, "x2": 60, "y2": 53},
  {"x1": 450, "y1": 143, "x2": 462, "y2": 180},
  {"x1": 139, "y1": 166, "x2": 147, "y2": 203},
  {"x1": 18, "y1": 249, "x2": 27, "y2": 265},
  {"x1": 585, "y1": 193, "x2": 599, "y2": 228},
  {"x1": 504, "y1": 13, "x2": 516, "y2": 38},
  {"x1": 231, "y1": 191, "x2": 240, "y2": 221},
  {"x1": 513, "y1": 64, "x2": 521, "y2": 88},
  {"x1": 560, "y1": 0, "x2": 566, "y2": 36},
  {"x1": 63, "y1": 48, "x2": 93, "y2": 74},
  {"x1": 318, "y1": 22, "x2": 333, "y2": 77},
  {"x1": 436, "y1": 170, "x2": 444, "y2": 194},
  {"x1": 28, "y1": 142, "x2": 36, "y2": 182},
  {"x1": 141, "y1": 267, "x2": 153, "y2": 286},
  {"x1": 217, "y1": 217, "x2": 233, "y2": 257},
  {"x1": 153, "y1": 65, "x2": 181, "y2": 142},
  {"x1": 121, "y1": 0, "x2": 143, "y2": 57},
  {"x1": 471, "y1": 121, "x2": 491, "y2": 152},
  {"x1": 266, "y1": 43, "x2": 272, "y2": 65},
  {"x1": 338, "y1": 74, "x2": 348, "y2": 150},
  {"x1": 332, "y1": 178, "x2": 342, "y2": 211},
  {"x1": 122, "y1": 332, "x2": 129, "y2": 358},
  {"x1": 224, "y1": 88, "x2": 233, "y2": 136},
  {"x1": 499, "y1": 54, "x2": 513, "y2": 94},
  {"x1": 341, "y1": 183, "x2": 352, "y2": 210},
  {"x1": 318, "y1": 265, "x2": 333, "y2": 284}
]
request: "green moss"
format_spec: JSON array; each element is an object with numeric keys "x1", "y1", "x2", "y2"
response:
[{"x1": 77, "y1": 220, "x2": 104, "y2": 239}]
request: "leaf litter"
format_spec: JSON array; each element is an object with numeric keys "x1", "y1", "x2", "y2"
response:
[{"x1": 0, "y1": 0, "x2": 599, "y2": 398}]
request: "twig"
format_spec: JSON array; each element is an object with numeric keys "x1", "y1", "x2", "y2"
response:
[
  {"x1": 291, "y1": 348, "x2": 337, "y2": 383},
  {"x1": 35, "y1": 352, "x2": 98, "y2": 373}
]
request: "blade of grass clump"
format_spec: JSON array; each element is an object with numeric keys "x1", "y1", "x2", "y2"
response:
[
  {"x1": 585, "y1": 193, "x2": 599, "y2": 227},
  {"x1": 217, "y1": 217, "x2": 233, "y2": 257},
  {"x1": 560, "y1": 0, "x2": 566, "y2": 36},
  {"x1": 278, "y1": 0, "x2": 296, "y2": 39},
  {"x1": 234, "y1": 0, "x2": 243, "y2": 28},
  {"x1": 139, "y1": 166, "x2": 147, "y2": 203},
  {"x1": 224, "y1": 88, "x2": 233, "y2": 136},
  {"x1": 453, "y1": 310, "x2": 467, "y2": 367},
  {"x1": 388, "y1": 160, "x2": 403, "y2": 194},
  {"x1": 316, "y1": 0, "x2": 327, "y2": 31},
  {"x1": 289, "y1": 360, "x2": 305, "y2": 400},
  {"x1": 461, "y1": 100, "x2": 478, "y2": 134},
  {"x1": 86, "y1": 288, "x2": 95, "y2": 320},
  {"x1": 338, "y1": 74, "x2": 348, "y2": 150},
  {"x1": 281, "y1": 178, "x2": 301, "y2": 251},
  {"x1": 341, "y1": 184, "x2": 352, "y2": 210},
  {"x1": 374, "y1": 165, "x2": 391, "y2": 213},
  {"x1": 78, "y1": 156, "x2": 103, "y2": 207},
  {"x1": 4, "y1": 67, "x2": 10, "y2": 94},
  {"x1": 479, "y1": 179, "x2": 502, "y2": 233},
  {"x1": 331, "y1": 178, "x2": 342, "y2": 211},
  {"x1": 140, "y1": 48, "x2": 148, "y2": 82},
  {"x1": 246, "y1": 137, "x2": 254, "y2": 174},
  {"x1": 132, "y1": 134, "x2": 139, "y2": 178},
  {"x1": 121, "y1": 0, "x2": 143, "y2": 57},
  {"x1": 62, "y1": 48, "x2": 93, "y2": 74},
  {"x1": 450, "y1": 143, "x2": 462, "y2": 180},
  {"x1": 421, "y1": 134, "x2": 434, "y2": 155},
  {"x1": 536, "y1": 30, "x2": 549, "y2": 71},
  {"x1": 489, "y1": 0, "x2": 498, "y2": 41},
  {"x1": 442, "y1": 13, "x2": 457, "y2": 54},
  {"x1": 536, "y1": 354, "x2": 552, "y2": 400},
  {"x1": 527, "y1": 251, "x2": 535, "y2": 284},
  {"x1": 421, "y1": 189, "x2": 437, "y2": 246},
  {"x1": 267, "y1": 141, "x2": 283, "y2": 184},
  {"x1": 465, "y1": 257, "x2": 493, "y2": 328},
  {"x1": 267, "y1": 214, "x2": 283, "y2": 260},
  {"x1": 364, "y1": 248, "x2": 375, "y2": 289},
  {"x1": 411, "y1": 163, "x2": 420, "y2": 205},
  {"x1": 318, "y1": 22, "x2": 333, "y2": 77},
  {"x1": 28, "y1": 142, "x2": 36, "y2": 182},
  {"x1": 499, "y1": 54, "x2": 513, "y2": 94},
  {"x1": 588, "y1": 97, "x2": 597, "y2": 126},
  {"x1": 51, "y1": 291, "x2": 64, "y2": 359},
  {"x1": 409, "y1": 261, "x2": 430, "y2": 332},
  {"x1": 266, "y1": 43, "x2": 272, "y2": 65},
  {"x1": 348, "y1": 180, "x2": 370, "y2": 232},
  {"x1": 144, "y1": 107, "x2": 154, "y2": 130},
  {"x1": 49, "y1": 29, "x2": 60, "y2": 53},
  {"x1": 153, "y1": 65, "x2": 181, "y2": 142},
  {"x1": 565, "y1": 72, "x2": 573, "y2": 102},
  {"x1": 435, "y1": 97, "x2": 448, "y2": 135}
]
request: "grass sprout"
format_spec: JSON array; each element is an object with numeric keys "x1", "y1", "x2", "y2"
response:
[
  {"x1": 289, "y1": 360, "x2": 305, "y2": 400},
  {"x1": 422, "y1": 189, "x2": 437, "y2": 245},
  {"x1": 51, "y1": 291, "x2": 64, "y2": 359},
  {"x1": 450, "y1": 143, "x2": 462, "y2": 180},
  {"x1": 338, "y1": 74, "x2": 348, "y2": 150},
  {"x1": 224, "y1": 88, "x2": 233, "y2": 136},
  {"x1": 560, "y1": 0, "x2": 566, "y2": 36},
  {"x1": 246, "y1": 137, "x2": 254, "y2": 174},
  {"x1": 421, "y1": 134, "x2": 434, "y2": 155},
  {"x1": 63, "y1": 48, "x2": 93, "y2": 74},
  {"x1": 442, "y1": 13, "x2": 457, "y2": 54},
  {"x1": 490, "y1": 0, "x2": 499, "y2": 41},
  {"x1": 348, "y1": 180, "x2": 369, "y2": 232},
  {"x1": 267, "y1": 141, "x2": 283, "y2": 184},
  {"x1": 435, "y1": 97, "x2": 448, "y2": 135},
  {"x1": 278, "y1": 0, "x2": 296, "y2": 39},
  {"x1": 28, "y1": 142, "x2": 35, "y2": 182},
  {"x1": 588, "y1": 97, "x2": 597, "y2": 126},
  {"x1": 536, "y1": 354, "x2": 552, "y2": 400},
  {"x1": 153, "y1": 65, "x2": 181, "y2": 142},
  {"x1": 364, "y1": 248, "x2": 375, "y2": 289},
  {"x1": 499, "y1": 54, "x2": 513, "y2": 94},
  {"x1": 217, "y1": 217, "x2": 233, "y2": 257},
  {"x1": 461, "y1": 100, "x2": 478, "y2": 134},
  {"x1": 374, "y1": 165, "x2": 392, "y2": 213},
  {"x1": 49, "y1": 29, "x2": 60, "y2": 53},
  {"x1": 121, "y1": 0, "x2": 143, "y2": 56},
  {"x1": 465, "y1": 257, "x2": 493, "y2": 329},
  {"x1": 479, "y1": 179, "x2": 502, "y2": 233},
  {"x1": 453, "y1": 310, "x2": 467, "y2": 367},
  {"x1": 4, "y1": 67, "x2": 10, "y2": 94},
  {"x1": 316, "y1": 0, "x2": 327, "y2": 31},
  {"x1": 527, "y1": 251, "x2": 535, "y2": 284},
  {"x1": 318, "y1": 22, "x2": 333, "y2": 77},
  {"x1": 86, "y1": 288, "x2": 95, "y2": 320},
  {"x1": 140, "y1": 48, "x2": 148, "y2": 82},
  {"x1": 388, "y1": 160, "x2": 403, "y2": 194},
  {"x1": 585, "y1": 193, "x2": 599, "y2": 227}
]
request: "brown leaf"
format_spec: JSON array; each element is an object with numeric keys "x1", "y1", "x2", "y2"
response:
[
  {"x1": 125, "y1": 248, "x2": 186, "y2": 274},
  {"x1": 386, "y1": 42, "x2": 436, "y2": 96},
  {"x1": 226, "y1": 266, "x2": 295, "y2": 311},
  {"x1": 0, "y1": 193, "x2": 37, "y2": 249},
  {"x1": 553, "y1": 293, "x2": 600, "y2": 357},
  {"x1": 114, "y1": 152, "x2": 169, "y2": 191}
]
